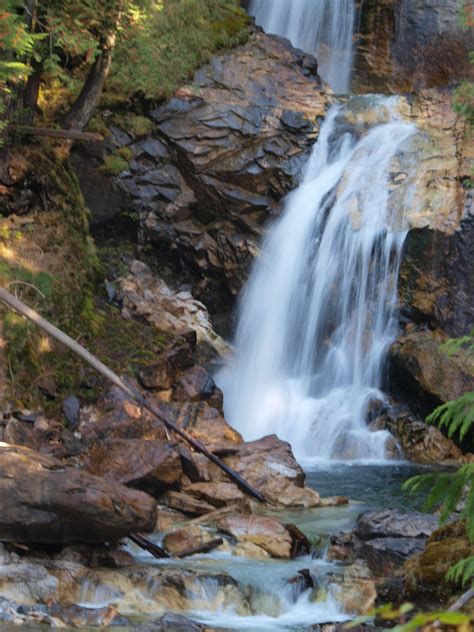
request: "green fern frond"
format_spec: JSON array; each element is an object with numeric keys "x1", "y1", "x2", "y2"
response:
[
  {"x1": 427, "y1": 392, "x2": 474, "y2": 441},
  {"x1": 446, "y1": 556, "x2": 474, "y2": 587}
]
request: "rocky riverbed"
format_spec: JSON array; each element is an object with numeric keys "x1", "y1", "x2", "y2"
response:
[{"x1": 0, "y1": 258, "x2": 472, "y2": 630}]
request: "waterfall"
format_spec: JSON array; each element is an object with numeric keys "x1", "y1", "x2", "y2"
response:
[
  {"x1": 217, "y1": 96, "x2": 416, "y2": 462},
  {"x1": 248, "y1": 0, "x2": 355, "y2": 93}
]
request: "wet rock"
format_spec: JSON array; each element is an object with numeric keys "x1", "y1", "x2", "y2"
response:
[
  {"x1": 135, "y1": 613, "x2": 205, "y2": 632},
  {"x1": 139, "y1": 360, "x2": 175, "y2": 390},
  {"x1": 359, "y1": 536, "x2": 427, "y2": 576},
  {"x1": 327, "y1": 533, "x2": 355, "y2": 563},
  {"x1": 217, "y1": 514, "x2": 293, "y2": 558},
  {"x1": 48, "y1": 603, "x2": 118, "y2": 627},
  {"x1": 63, "y1": 395, "x2": 81, "y2": 429},
  {"x1": 85, "y1": 439, "x2": 183, "y2": 496},
  {"x1": 352, "y1": 509, "x2": 440, "y2": 575},
  {"x1": 285, "y1": 569, "x2": 315, "y2": 604},
  {"x1": 162, "y1": 525, "x2": 214, "y2": 556},
  {"x1": 319, "y1": 496, "x2": 349, "y2": 507},
  {"x1": 329, "y1": 560, "x2": 377, "y2": 615},
  {"x1": 90, "y1": 547, "x2": 135, "y2": 569},
  {"x1": 371, "y1": 406, "x2": 463, "y2": 463},
  {"x1": 0, "y1": 547, "x2": 249, "y2": 619},
  {"x1": 355, "y1": 509, "x2": 439, "y2": 541},
  {"x1": 224, "y1": 434, "x2": 321, "y2": 507},
  {"x1": 0, "y1": 443, "x2": 157, "y2": 543}
]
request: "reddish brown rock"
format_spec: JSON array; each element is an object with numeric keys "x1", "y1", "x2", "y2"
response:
[
  {"x1": 224, "y1": 435, "x2": 320, "y2": 507},
  {"x1": 173, "y1": 365, "x2": 217, "y2": 402},
  {"x1": 0, "y1": 444, "x2": 157, "y2": 543},
  {"x1": 183, "y1": 481, "x2": 249, "y2": 511},
  {"x1": 85, "y1": 439, "x2": 183, "y2": 495},
  {"x1": 162, "y1": 491, "x2": 215, "y2": 516},
  {"x1": 138, "y1": 360, "x2": 175, "y2": 390},
  {"x1": 174, "y1": 403, "x2": 243, "y2": 454},
  {"x1": 217, "y1": 514, "x2": 293, "y2": 558},
  {"x1": 162, "y1": 525, "x2": 214, "y2": 556}
]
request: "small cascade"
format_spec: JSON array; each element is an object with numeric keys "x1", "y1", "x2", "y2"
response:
[
  {"x1": 218, "y1": 96, "x2": 417, "y2": 463},
  {"x1": 248, "y1": 0, "x2": 355, "y2": 93}
]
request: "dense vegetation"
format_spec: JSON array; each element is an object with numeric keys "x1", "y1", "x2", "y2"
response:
[{"x1": 0, "y1": 0, "x2": 249, "y2": 136}]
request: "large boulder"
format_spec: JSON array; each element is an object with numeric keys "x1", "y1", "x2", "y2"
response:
[
  {"x1": 0, "y1": 444, "x2": 157, "y2": 543},
  {"x1": 216, "y1": 514, "x2": 293, "y2": 558},
  {"x1": 224, "y1": 434, "x2": 321, "y2": 507},
  {"x1": 84, "y1": 439, "x2": 183, "y2": 496},
  {"x1": 352, "y1": 509, "x2": 440, "y2": 576}
]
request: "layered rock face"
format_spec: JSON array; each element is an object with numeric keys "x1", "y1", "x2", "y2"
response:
[
  {"x1": 75, "y1": 30, "x2": 328, "y2": 313},
  {"x1": 353, "y1": 0, "x2": 474, "y2": 94}
]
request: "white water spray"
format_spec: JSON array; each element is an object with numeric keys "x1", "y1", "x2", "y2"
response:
[
  {"x1": 218, "y1": 97, "x2": 416, "y2": 462},
  {"x1": 248, "y1": 0, "x2": 355, "y2": 93}
]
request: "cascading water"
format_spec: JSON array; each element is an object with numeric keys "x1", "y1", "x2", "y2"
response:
[
  {"x1": 218, "y1": 96, "x2": 417, "y2": 463},
  {"x1": 248, "y1": 0, "x2": 355, "y2": 93}
]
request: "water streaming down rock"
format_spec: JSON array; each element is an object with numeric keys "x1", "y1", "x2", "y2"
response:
[
  {"x1": 218, "y1": 96, "x2": 417, "y2": 462},
  {"x1": 248, "y1": 0, "x2": 355, "y2": 93}
]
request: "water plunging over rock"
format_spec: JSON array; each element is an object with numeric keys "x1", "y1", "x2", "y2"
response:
[
  {"x1": 248, "y1": 0, "x2": 355, "y2": 93},
  {"x1": 218, "y1": 96, "x2": 418, "y2": 462}
]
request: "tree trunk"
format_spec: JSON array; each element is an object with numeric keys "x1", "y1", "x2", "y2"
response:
[
  {"x1": 61, "y1": 32, "x2": 116, "y2": 132},
  {"x1": 21, "y1": 65, "x2": 42, "y2": 124}
]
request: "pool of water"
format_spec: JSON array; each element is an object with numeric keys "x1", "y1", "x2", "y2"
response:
[{"x1": 305, "y1": 461, "x2": 451, "y2": 512}]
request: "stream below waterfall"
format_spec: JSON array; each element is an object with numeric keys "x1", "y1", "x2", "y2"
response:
[{"x1": 87, "y1": 463, "x2": 441, "y2": 632}]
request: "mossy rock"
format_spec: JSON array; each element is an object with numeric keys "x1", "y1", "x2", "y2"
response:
[{"x1": 402, "y1": 521, "x2": 473, "y2": 604}]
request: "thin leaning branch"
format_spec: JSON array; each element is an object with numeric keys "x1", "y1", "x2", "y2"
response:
[{"x1": 0, "y1": 287, "x2": 265, "y2": 502}]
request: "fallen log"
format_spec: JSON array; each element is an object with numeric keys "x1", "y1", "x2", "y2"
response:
[
  {"x1": 9, "y1": 125, "x2": 103, "y2": 142},
  {"x1": 175, "y1": 537, "x2": 224, "y2": 558},
  {"x1": 129, "y1": 533, "x2": 168, "y2": 558},
  {"x1": 0, "y1": 288, "x2": 265, "y2": 502}
]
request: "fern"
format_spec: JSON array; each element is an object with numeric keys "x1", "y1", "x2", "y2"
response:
[
  {"x1": 446, "y1": 556, "x2": 474, "y2": 587},
  {"x1": 402, "y1": 465, "x2": 474, "y2": 541},
  {"x1": 426, "y1": 391, "x2": 474, "y2": 441},
  {"x1": 403, "y1": 389, "x2": 474, "y2": 588}
]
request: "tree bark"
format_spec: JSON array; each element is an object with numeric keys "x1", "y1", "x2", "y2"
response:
[{"x1": 61, "y1": 32, "x2": 116, "y2": 132}]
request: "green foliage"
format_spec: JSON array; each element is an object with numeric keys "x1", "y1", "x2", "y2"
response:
[
  {"x1": 348, "y1": 603, "x2": 473, "y2": 632},
  {"x1": 427, "y1": 391, "x2": 474, "y2": 442},
  {"x1": 404, "y1": 383, "x2": 474, "y2": 588},
  {"x1": 447, "y1": 556, "x2": 474, "y2": 587},
  {"x1": 99, "y1": 153, "x2": 129, "y2": 176},
  {"x1": 440, "y1": 328, "x2": 474, "y2": 356},
  {"x1": 107, "y1": 0, "x2": 250, "y2": 100},
  {"x1": 0, "y1": 1, "x2": 40, "y2": 83}
]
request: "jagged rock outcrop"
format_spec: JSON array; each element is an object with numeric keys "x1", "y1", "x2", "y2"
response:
[
  {"x1": 73, "y1": 31, "x2": 328, "y2": 312},
  {"x1": 354, "y1": 0, "x2": 474, "y2": 94}
]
